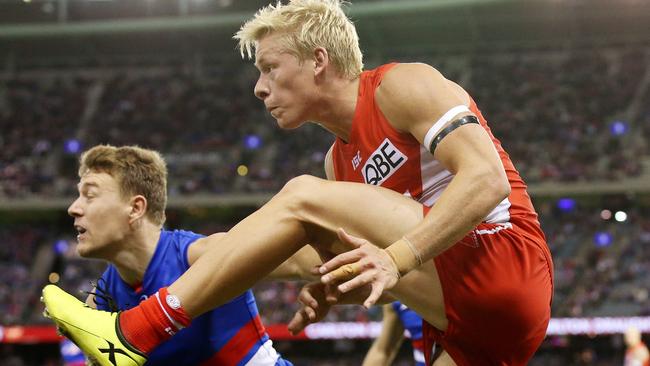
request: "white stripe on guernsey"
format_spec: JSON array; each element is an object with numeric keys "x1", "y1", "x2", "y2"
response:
[
  {"x1": 244, "y1": 339, "x2": 280, "y2": 365},
  {"x1": 423, "y1": 105, "x2": 471, "y2": 150},
  {"x1": 475, "y1": 222, "x2": 513, "y2": 235},
  {"x1": 413, "y1": 349, "x2": 426, "y2": 363},
  {"x1": 417, "y1": 145, "x2": 512, "y2": 225},
  {"x1": 154, "y1": 292, "x2": 184, "y2": 332},
  {"x1": 484, "y1": 197, "x2": 512, "y2": 224},
  {"x1": 417, "y1": 145, "x2": 454, "y2": 207}
]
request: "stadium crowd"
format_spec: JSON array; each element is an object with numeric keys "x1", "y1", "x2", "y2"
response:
[
  {"x1": 468, "y1": 47, "x2": 647, "y2": 182},
  {"x1": 1, "y1": 45, "x2": 648, "y2": 200},
  {"x1": 1, "y1": 202, "x2": 648, "y2": 326},
  {"x1": 2, "y1": 201, "x2": 649, "y2": 365},
  {"x1": 1, "y1": 44, "x2": 649, "y2": 365},
  {"x1": 0, "y1": 77, "x2": 91, "y2": 198}
]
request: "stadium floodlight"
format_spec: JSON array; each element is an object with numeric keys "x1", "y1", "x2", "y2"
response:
[
  {"x1": 237, "y1": 165, "x2": 249, "y2": 176},
  {"x1": 64, "y1": 139, "x2": 82, "y2": 154},
  {"x1": 556, "y1": 197, "x2": 576, "y2": 212},
  {"x1": 244, "y1": 134, "x2": 262, "y2": 150},
  {"x1": 593, "y1": 232, "x2": 613, "y2": 247},
  {"x1": 53, "y1": 240, "x2": 69, "y2": 255},
  {"x1": 609, "y1": 120, "x2": 629, "y2": 136},
  {"x1": 600, "y1": 209, "x2": 612, "y2": 220},
  {"x1": 614, "y1": 211, "x2": 628, "y2": 222}
]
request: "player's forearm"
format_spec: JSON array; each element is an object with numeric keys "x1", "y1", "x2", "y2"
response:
[
  {"x1": 362, "y1": 350, "x2": 390, "y2": 366},
  {"x1": 394, "y1": 168, "x2": 509, "y2": 272},
  {"x1": 363, "y1": 311, "x2": 403, "y2": 366},
  {"x1": 362, "y1": 329, "x2": 402, "y2": 366}
]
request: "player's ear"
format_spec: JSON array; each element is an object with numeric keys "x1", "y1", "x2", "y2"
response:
[
  {"x1": 313, "y1": 47, "x2": 329, "y2": 77},
  {"x1": 128, "y1": 195, "x2": 148, "y2": 224}
]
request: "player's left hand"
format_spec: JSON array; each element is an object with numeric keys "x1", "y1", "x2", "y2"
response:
[
  {"x1": 287, "y1": 282, "x2": 334, "y2": 335},
  {"x1": 318, "y1": 228, "x2": 400, "y2": 308}
]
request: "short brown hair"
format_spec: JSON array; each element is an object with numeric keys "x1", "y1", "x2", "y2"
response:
[{"x1": 79, "y1": 145, "x2": 168, "y2": 226}]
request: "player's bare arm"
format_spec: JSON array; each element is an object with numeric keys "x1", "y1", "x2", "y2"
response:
[
  {"x1": 379, "y1": 62, "x2": 510, "y2": 259},
  {"x1": 320, "y1": 63, "x2": 510, "y2": 305},
  {"x1": 362, "y1": 304, "x2": 404, "y2": 366}
]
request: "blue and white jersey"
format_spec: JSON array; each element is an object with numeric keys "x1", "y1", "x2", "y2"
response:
[
  {"x1": 95, "y1": 229, "x2": 291, "y2": 366},
  {"x1": 392, "y1": 301, "x2": 425, "y2": 366}
]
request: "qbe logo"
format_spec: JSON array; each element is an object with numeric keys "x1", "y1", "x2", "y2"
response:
[{"x1": 362, "y1": 138, "x2": 407, "y2": 185}]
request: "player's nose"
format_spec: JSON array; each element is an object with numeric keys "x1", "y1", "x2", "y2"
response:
[
  {"x1": 254, "y1": 76, "x2": 269, "y2": 101},
  {"x1": 67, "y1": 198, "x2": 83, "y2": 217}
]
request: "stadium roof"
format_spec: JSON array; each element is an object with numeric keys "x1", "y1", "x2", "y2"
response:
[{"x1": 0, "y1": 0, "x2": 648, "y2": 63}]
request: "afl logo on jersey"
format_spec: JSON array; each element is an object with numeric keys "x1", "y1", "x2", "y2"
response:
[{"x1": 362, "y1": 138, "x2": 407, "y2": 185}]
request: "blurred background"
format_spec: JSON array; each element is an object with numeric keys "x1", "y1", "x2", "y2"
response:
[{"x1": 0, "y1": 0, "x2": 649, "y2": 365}]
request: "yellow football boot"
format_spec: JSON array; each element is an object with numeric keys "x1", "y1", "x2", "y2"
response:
[{"x1": 42, "y1": 285, "x2": 147, "y2": 366}]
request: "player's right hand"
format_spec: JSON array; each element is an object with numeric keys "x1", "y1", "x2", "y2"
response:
[{"x1": 319, "y1": 228, "x2": 399, "y2": 309}]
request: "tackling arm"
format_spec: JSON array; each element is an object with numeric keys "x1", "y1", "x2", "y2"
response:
[{"x1": 362, "y1": 304, "x2": 405, "y2": 366}]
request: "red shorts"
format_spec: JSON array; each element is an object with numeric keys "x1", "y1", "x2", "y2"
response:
[{"x1": 422, "y1": 214, "x2": 554, "y2": 366}]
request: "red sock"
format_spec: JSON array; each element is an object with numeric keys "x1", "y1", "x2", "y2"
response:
[{"x1": 118, "y1": 287, "x2": 191, "y2": 354}]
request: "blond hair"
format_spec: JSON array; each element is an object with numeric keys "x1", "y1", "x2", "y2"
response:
[
  {"x1": 79, "y1": 145, "x2": 168, "y2": 226},
  {"x1": 234, "y1": 0, "x2": 363, "y2": 79}
]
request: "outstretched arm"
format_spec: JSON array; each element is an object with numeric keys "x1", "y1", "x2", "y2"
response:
[{"x1": 362, "y1": 304, "x2": 405, "y2": 366}]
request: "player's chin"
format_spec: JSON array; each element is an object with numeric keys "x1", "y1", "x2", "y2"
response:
[
  {"x1": 75, "y1": 242, "x2": 95, "y2": 258},
  {"x1": 275, "y1": 116, "x2": 305, "y2": 130}
]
